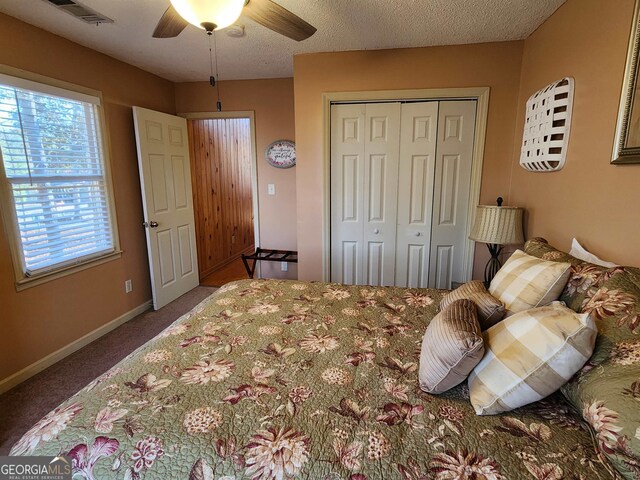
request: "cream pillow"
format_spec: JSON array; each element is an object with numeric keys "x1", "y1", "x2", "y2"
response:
[
  {"x1": 468, "y1": 302, "x2": 596, "y2": 415},
  {"x1": 489, "y1": 250, "x2": 571, "y2": 315},
  {"x1": 419, "y1": 299, "x2": 484, "y2": 394},
  {"x1": 440, "y1": 280, "x2": 505, "y2": 329}
]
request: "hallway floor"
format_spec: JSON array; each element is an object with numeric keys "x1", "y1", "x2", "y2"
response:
[{"x1": 200, "y1": 257, "x2": 250, "y2": 287}]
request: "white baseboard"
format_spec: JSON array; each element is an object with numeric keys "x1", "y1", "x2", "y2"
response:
[{"x1": 0, "y1": 300, "x2": 152, "y2": 395}]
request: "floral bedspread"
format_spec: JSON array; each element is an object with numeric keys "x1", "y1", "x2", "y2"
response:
[{"x1": 11, "y1": 279, "x2": 618, "y2": 479}]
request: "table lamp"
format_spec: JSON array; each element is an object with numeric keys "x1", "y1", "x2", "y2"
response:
[{"x1": 469, "y1": 197, "x2": 525, "y2": 287}]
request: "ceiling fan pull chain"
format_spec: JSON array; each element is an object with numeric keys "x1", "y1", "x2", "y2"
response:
[
  {"x1": 206, "y1": 32, "x2": 221, "y2": 110},
  {"x1": 207, "y1": 32, "x2": 215, "y2": 84},
  {"x1": 212, "y1": 29, "x2": 222, "y2": 111}
]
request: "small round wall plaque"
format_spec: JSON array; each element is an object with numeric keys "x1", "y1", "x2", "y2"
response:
[{"x1": 265, "y1": 140, "x2": 296, "y2": 168}]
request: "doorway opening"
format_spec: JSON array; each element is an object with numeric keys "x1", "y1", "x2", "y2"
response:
[{"x1": 182, "y1": 112, "x2": 260, "y2": 287}]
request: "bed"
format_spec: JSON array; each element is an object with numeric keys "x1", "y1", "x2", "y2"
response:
[{"x1": 10, "y1": 272, "x2": 624, "y2": 479}]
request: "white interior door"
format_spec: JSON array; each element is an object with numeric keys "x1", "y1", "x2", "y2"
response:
[
  {"x1": 395, "y1": 102, "x2": 439, "y2": 287},
  {"x1": 363, "y1": 103, "x2": 400, "y2": 286},
  {"x1": 429, "y1": 100, "x2": 477, "y2": 289},
  {"x1": 330, "y1": 104, "x2": 365, "y2": 284},
  {"x1": 133, "y1": 107, "x2": 199, "y2": 310}
]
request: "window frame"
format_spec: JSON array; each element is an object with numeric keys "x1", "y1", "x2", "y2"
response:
[{"x1": 0, "y1": 65, "x2": 121, "y2": 290}]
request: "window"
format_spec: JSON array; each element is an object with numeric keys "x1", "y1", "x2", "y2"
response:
[{"x1": 0, "y1": 72, "x2": 119, "y2": 286}]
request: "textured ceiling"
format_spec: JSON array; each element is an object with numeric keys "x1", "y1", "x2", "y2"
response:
[{"x1": 0, "y1": 0, "x2": 565, "y2": 82}]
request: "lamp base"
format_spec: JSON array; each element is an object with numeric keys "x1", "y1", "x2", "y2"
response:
[{"x1": 484, "y1": 243, "x2": 503, "y2": 288}]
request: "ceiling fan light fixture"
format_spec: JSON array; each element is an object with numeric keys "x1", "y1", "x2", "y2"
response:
[{"x1": 169, "y1": 0, "x2": 245, "y2": 31}]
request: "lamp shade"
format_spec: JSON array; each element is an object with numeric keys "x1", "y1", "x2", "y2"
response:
[
  {"x1": 469, "y1": 206, "x2": 524, "y2": 245},
  {"x1": 170, "y1": 0, "x2": 245, "y2": 30}
]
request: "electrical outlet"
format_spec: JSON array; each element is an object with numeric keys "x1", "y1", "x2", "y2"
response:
[
  {"x1": 231, "y1": 234, "x2": 236, "y2": 244},
  {"x1": 281, "y1": 262, "x2": 288, "y2": 272},
  {"x1": 125, "y1": 279, "x2": 132, "y2": 293}
]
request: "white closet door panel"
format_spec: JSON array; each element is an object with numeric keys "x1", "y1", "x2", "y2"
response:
[
  {"x1": 363, "y1": 103, "x2": 401, "y2": 286},
  {"x1": 395, "y1": 102, "x2": 439, "y2": 287},
  {"x1": 434, "y1": 245, "x2": 454, "y2": 289},
  {"x1": 429, "y1": 100, "x2": 477, "y2": 289},
  {"x1": 331, "y1": 100, "x2": 478, "y2": 289},
  {"x1": 341, "y1": 241, "x2": 359, "y2": 285},
  {"x1": 331, "y1": 104, "x2": 366, "y2": 284}
]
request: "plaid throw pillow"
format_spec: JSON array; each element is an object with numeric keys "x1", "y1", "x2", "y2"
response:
[
  {"x1": 468, "y1": 302, "x2": 596, "y2": 415},
  {"x1": 489, "y1": 250, "x2": 571, "y2": 315}
]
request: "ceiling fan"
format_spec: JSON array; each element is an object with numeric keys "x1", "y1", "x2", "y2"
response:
[{"x1": 153, "y1": 0, "x2": 317, "y2": 41}]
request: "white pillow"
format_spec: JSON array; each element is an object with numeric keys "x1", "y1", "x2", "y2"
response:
[{"x1": 569, "y1": 238, "x2": 618, "y2": 268}]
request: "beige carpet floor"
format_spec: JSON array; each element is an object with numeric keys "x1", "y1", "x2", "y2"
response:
[{"x1": 0, "y1": 286, "x2": 217, "y2": 455}]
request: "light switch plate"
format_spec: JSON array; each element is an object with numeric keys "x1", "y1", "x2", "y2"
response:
[{"x1": 267, "y1": 184, "x2": 275, "y2": 195}]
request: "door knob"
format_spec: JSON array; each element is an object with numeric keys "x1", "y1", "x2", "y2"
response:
[
  {"x1": 143, "y1": 221, "x2": 159, "y2": 228},
  {"x1": 373, "y1": 228, "x2": 380, "y2": 234},
  {"x1": 415, "y1": 232, "x2": 421, "y2": 237}
]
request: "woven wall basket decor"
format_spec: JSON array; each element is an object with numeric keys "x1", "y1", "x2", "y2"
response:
[{"x1": 520, "y1": 77, "x2": 574, "y2": 172}]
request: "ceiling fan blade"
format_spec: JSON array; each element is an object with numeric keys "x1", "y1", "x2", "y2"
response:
[
  {"x1": 153, "y1": 5, "x2": 189, "y2": 38},
  {"x1": 243, "y1": 0, "x2": 316, "y2": 41}
]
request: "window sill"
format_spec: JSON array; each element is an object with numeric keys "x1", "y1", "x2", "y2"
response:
[{"x1": 15, "y1": 250, "x2": 123, "y2": 292}]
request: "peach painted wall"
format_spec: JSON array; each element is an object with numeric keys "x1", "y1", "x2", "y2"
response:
[
  {"x1": 175, "y1": 79, "x2": 297, "y2": 279},
  {"x1": 0, "y1": 14, "x2": 175, "y2": 382},
  {"x1": 293, "y1": 42, "x2": 525, "y2": 280},
  {"x1": 508, "y1": 0, "x2": 640, "y2": 266}
]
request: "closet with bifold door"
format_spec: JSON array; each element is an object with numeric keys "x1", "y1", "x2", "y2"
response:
[{"x1": 330, "y1": 100, "x2": 477, "y2": 289}]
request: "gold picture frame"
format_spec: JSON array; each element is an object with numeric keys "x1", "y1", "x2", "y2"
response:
[{"x1": 613, "y1": 0, "x2": 640, "y2": 164}]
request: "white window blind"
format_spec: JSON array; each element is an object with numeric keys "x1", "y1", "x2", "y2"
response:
[{"x1": 0, "y1": 79, "x2": 115, "y2": 277}]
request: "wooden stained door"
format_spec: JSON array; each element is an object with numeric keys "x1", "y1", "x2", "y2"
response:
[
  {"x1": 133, "y1": 107, "x2": 199, "y2": 310},
  {"x1": 187, "y1": 118, "x2": 254, "y2": 279}
]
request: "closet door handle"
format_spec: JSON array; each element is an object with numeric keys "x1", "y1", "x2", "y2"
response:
[
  {"x1": 415, "y1": 232, "x2": 421, "y2": 237},
  {"x1": 373, "y1": 228, "x2": 380, "y2": 235}
]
